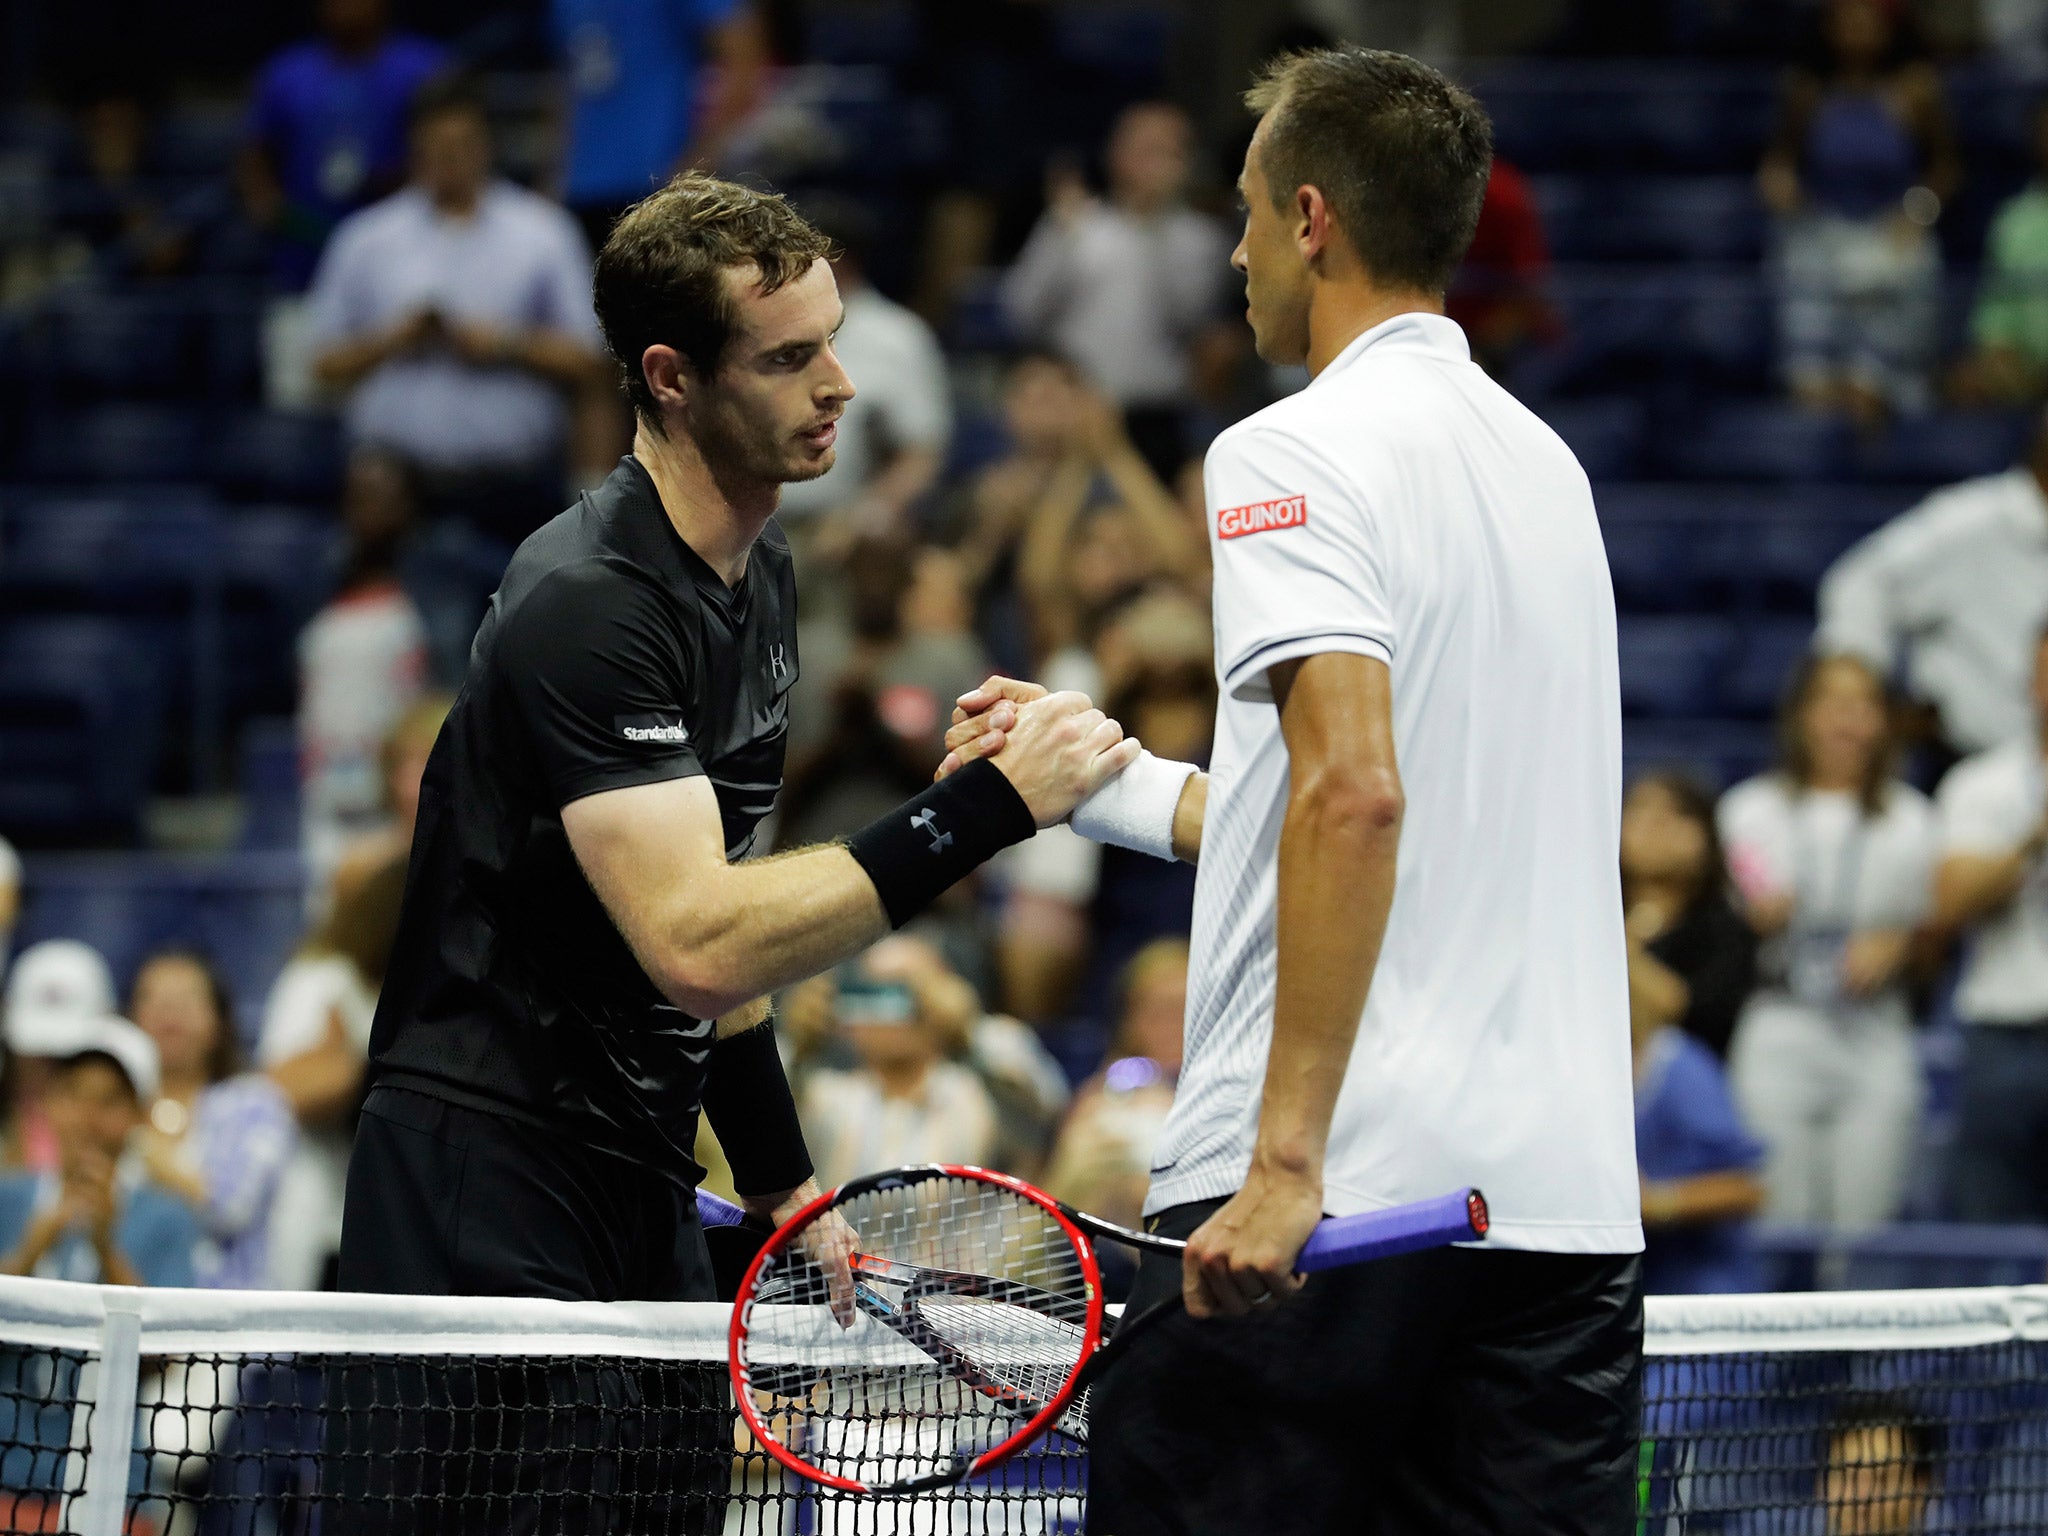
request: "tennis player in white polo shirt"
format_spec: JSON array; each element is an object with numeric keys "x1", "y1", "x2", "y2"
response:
[{"x1": 944, "y1": 45, "x2": 1643, "y2": 1534}]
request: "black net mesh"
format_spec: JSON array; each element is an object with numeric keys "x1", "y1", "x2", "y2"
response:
[
  {"x1": 1641, "y1": 1341, "x2": 2048, "y2": 1532},
  {"x1": 1, "y1": 1343, "x2": 90, "y2": 1534},
  {"x1": 8, "y1": 1313, "x2": 2048, "y2": 1533}
]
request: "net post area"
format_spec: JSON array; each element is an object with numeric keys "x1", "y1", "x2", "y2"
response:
[{"x1": 2, "y1": 1275, "x2": 2047, "y2": 1533}]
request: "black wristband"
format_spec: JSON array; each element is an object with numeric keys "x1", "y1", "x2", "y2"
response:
[
  {"x1": 700, "y1": 1021, "x2": 814, "y2": 1198},
  {"x1": 844, "y1": 757, "x2": 1038, "y2": 928}
]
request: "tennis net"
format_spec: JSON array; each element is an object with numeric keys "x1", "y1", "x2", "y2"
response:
[{"x1": 2, "y1": 1276, "x2": 2045, "y2": 1533}]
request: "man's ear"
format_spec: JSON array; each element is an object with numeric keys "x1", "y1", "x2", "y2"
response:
[
  {"x1": 1295, "y1": 183, "x2": 1333, "y2": 266},
  {"x1": 641, "y1": 343, "x2": 689, "y2": 417}
]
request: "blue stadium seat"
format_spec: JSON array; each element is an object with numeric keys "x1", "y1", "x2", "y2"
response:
[
  {"x1": 25, "y1": 293, "x2": 204, "y2": 398},
  {"x1": 1600, "y1": 517, "x2": 1700, "y2": 612},
  {"x1": 948, "y1": 270, "x2": 1017, "y2": 354},
  {"x1": 219, "y1": 507, "x2": 337, "y2": 714},
  {"x1": 13, "y1": 850, "x2": 307, "y2": 1042},
  {"x1": 1675, "y1": 269, "x2": 1774, "y2": 386},
  {"x1": 1052, "y1": 3, "x2": 1176, "y2": 80},
  {"x1": 16, "y1": 404, "x2": 208, "y2": 483},
  {"x1": 238, "y1": 716, "x2": 300, "y2": 851},
  {"x1": 1623, "y1": 718, "x2": 1777, "y2": 789},
  {"x1": 1535, "y1": 176, "x2": 1765, "y2": 262},
  {"x1": 0, "y1": 618, "x2": 165, "y2": 840},
  {"x1": 1473, "y1": 64, "x2": 1775, "y2": 174},
  {"x1": 1852, "y1": 411, "x2": 2030, "y2": 485},
  {"x1": 1539, "y1": 397, "x2": 1646, "y2": 480},
  {"x1": 1616, "y1": 616, "x2": 1739, "y2": 716},
  {"x1": 0, "y1": 492, "x2": 223, "y2": 600},
  {"x1": 150, "y1": 105, "x2": 243, "y2": 177},
  {"x1": 1659, "y1": 403, "x2": 1853, "y2": 482},
  {"x1": 210, "y1": 410, "x2": 343, "y2": 502},
  {"x1": 1724, "y1": 619, "x2": 1814, "y2": 717},
  {"x1": 803, "y1": 3, "x2": 919, "y2": 66}
]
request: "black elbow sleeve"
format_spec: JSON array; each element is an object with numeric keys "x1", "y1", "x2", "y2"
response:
[{"x1": 701, "y1": 1020, "x2": 814, "y2": 1199}]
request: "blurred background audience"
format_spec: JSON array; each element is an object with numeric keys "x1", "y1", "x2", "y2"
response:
[{"x1": 6, "y1": 0, "x2": 2048, "y2": 1303}]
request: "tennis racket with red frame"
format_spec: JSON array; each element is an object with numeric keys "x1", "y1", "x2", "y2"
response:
[{"x1": 725, "y1": 1163, "x2": 1486, "y2": 1495}]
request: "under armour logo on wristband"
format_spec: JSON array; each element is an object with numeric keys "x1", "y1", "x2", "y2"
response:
[{"x1": 910, "y1": 808, "x2": 953, "y2": 854}]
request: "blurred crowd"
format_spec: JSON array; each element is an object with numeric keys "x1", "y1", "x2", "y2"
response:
[{"x1": 0, "y1": 0, "x2": 2045, "y2": 1320}]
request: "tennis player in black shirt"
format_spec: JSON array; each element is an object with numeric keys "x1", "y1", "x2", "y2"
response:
[{"x1": 334, "y1": 173, "x2": 1135, "y2": 1308}]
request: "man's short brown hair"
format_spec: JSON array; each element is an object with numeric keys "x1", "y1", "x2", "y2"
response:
[
  {"x1": 1245, "y1": 47, "x2": 1492, "y2": 295},
  {"x1": 593, "y1": 172, "x2": 833, "y2": 428}
]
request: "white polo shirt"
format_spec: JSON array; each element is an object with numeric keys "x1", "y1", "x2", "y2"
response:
[
  {"x1": 1147, "y1": 312, "x2": 1643, "y2": 1255},
  {"x1": 1937, "y1": 737, "x2": 2048, "y2": 1024}
]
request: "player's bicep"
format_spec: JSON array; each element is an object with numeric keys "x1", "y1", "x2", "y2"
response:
[
  {"x1": 561, "y1": 774, "x2": 731, "y2": 1005},
  {"x1": 1269, "y1": 652, "x2": 1401, "y2": 800}
]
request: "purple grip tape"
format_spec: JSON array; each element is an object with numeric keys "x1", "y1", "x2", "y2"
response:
[
  {"x1": 695, "y1": 1190, "x2": 752, "y2": 1230},
  {"x1": 1295, "y1": 1188, "x2": 1488, "y2": 1274}
]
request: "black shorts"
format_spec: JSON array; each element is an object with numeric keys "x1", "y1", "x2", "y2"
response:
[
  {"x1": 1086, "y1": 1197, "x2": 1644, "y2": 1536},
  {"x1": 326, "y1": 1087, "x2": 725, "y2": 1534},
  {"x1": 337, "y1": 1084, "x2": 715, "y2": 1302}
]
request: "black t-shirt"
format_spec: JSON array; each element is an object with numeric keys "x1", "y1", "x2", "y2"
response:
[{"x1": 367, "y1": 457, "x2": 800, "y2": 1186}]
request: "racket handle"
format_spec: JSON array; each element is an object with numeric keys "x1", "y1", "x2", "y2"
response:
[
  {"x1": 696, "y1": 1189, "x2": 752, "y2": 1229},
  {"x1": 1296, "y1": 1188, "x2": 1488, "y2": 1273}
]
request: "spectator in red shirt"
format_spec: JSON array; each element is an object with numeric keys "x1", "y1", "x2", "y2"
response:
[{"x1": 1446, "y1": 159, "x2": 1560, "y2": 379}]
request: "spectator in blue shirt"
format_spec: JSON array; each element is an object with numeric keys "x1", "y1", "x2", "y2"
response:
[
  {"x1": 1632, "y1": 920, "x2": 1768, "y2": 1295},
  {"x1": 552, "y1": 0, "x2": 768, "y2": 251},
  {"x1": 0, "y1": 1017, "x2": 200, "y2": 1288},
  {"x1": 239, "y1": 0, "x2": 448, "y2": 292}
]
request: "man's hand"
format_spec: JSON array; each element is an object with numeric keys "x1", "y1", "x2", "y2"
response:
[
  {"x1": 936, "y1": 677, "x2": 1049, "y2": 779},
  {"x1": 1841, "y1": 929, "x2": 1911, "y2": 998},
  {"x1": 983, "y1": 691, "x2": 1137, "y2": 827},
  {"x1": 1182, "y1": 1161, "x2": 1323, "y2": 1319},
  {"x1": 747, "y1": 1179, "x2": 860, "y2": 1328}
]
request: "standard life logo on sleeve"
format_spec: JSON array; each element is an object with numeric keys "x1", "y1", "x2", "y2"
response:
[{"x1": 616, "y1": 715, "x2": 691, "y2": 744}]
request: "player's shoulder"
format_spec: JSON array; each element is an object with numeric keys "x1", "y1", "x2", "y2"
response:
[
  {"x1": 1206, "y1": 391, "x2": 1357, "y2": 476},
  {"x1": 1901, "y1": 467, "x2": 2032, "y2": 536}
]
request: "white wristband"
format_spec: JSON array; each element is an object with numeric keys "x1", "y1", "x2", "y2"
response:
[{"x1": 1068, "y1": 748, "x2": 1198, "y2": 862}]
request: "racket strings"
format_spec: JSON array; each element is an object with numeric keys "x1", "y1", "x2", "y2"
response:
[{"x1": 737, "y1": 1175, "x2": 1094, "y2": 1489}]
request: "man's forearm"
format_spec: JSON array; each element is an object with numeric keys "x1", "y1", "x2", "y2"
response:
[
  {"x1": 659, "y1": 844, "x2": 889, "y2": 1019},
  {"x1": 1934, "y1": 843, "x2": 2041, "y2": 932},
  {"x1": 1254, "y1": 773, "x2": 1401, "y2": 1175}
]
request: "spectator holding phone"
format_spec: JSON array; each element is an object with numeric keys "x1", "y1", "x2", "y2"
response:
[
  {"x1": 1719, "y1": 654, "x2": 1934, "y2": 1228},
  {"x1": 306, "y1": 78, "x2": 609, "y2": 540}
]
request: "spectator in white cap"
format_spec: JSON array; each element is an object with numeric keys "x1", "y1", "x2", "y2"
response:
[
  {"x1": 0, "y1": 1016, "x2": 203, "y2": 1286},
  {"x1": 2, "y1": 940, "x2": 118, "y2": 1173}
]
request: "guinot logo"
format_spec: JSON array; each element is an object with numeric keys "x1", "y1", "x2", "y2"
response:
[{"x1": 1216, "y1": 494, "x2": 1308, "y2": 541}]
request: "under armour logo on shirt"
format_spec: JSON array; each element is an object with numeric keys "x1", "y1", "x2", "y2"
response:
[
  {"x1": 911, "y1": 808, "x2": 953, "y2": 854},
  {"x1": 768, "y1": 644, "x2": 789, "y2": 679}
]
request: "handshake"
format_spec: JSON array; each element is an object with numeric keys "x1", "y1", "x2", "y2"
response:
[{"x1": 935, "y1": 677, "x2": 1199, "y2": 862}]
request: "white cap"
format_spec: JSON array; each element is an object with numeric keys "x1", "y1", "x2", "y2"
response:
[
  {"x1": 59, "y1": 1015, "x2": 160, "y2": 1103},
  {"x1": 3, "y1": 940, "x2": 117, "y2": 1058}
]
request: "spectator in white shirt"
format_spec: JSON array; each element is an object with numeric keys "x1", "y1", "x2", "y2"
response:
[
  {"x1": 1816, "y1": 417, "x2": 2048, "y2": 757},
  {"x1": 259, "y1": 854, "x2": 406, "y2": 1288},
  {"x1": 307, "y1": 78, "x2": 610, "y2": 540},
  {"x1": 775, "y1": 198, "x2": 951, "y2": 537},
  {"x1": 1931, "y1": 625, "x2": 2048, "y2": 1222},
  {"x1": 299, "y1": 449, "x2": 430, "y2": 890},
  {"x1": 1003, "y1": 101, "x2": 1235, "y2": 477},
  {"x1": 1719, "y1": 654, "x2": 1936, "y2": 1227},
  {"x1": 798, "y1": 944, "x2": 1000, "y2": 1190}
]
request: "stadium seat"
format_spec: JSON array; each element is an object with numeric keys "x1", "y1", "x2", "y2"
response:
[
  {"x1": 1724, "y1": 619, "x2": 1813, "y2": 717},
  {"x1": 219, "y1": 507, "x2": 337, "y2": 714},
  {"x1": 1623, "y1": 718, "x2": 1777, "y2": 789},
  {"x1": 23, "y1": 291, "x2": 208, "y2": 399},
  {"x1": 210, "y1": 410, "x2": 344, "y2": 502},
  {"x1": 1616, "y1": 616, "x2": 1738, "y2": 716},
  {"x1": 1852, "y1": 411, "x2": 2030, "y2": 486},
  {"x1": 803, "y1": 3, "x2": 919, "y2": 66},
  {"x1": 1658, "y1": 402, "x2": 1853, "y2": 482},
  {"x1": 151, "y1": 104, "x2": 243, "y2": 177},
  {"x1": 12, "y1": 849, "x2": 307, "y2": 1040},
  {"x1": 1534, "y1": 176, "x2": 1765, "y2": 263},
  {"x1": 1538, "y1": 397, "x2": 1646, "y2": 480},
  {"x1": 15, "y1": 404, "x2": 209, "y2": 483},
  {"x1": 1052, "y1": 3, "x2": 1177, "y2": 80},
  {"x1": 1674, "y1": 269, "x2": 1774, "y2": 387},
  {"x1": 0, "y1": 617, "x2": 165, "y2": 840},
  {"x1": 238, "y1": 716, "x2": 300, "y2": 851},
  {"x1": 1599, "y1": 517, "x2": 1701, "y2": 612},
  {"x1": 948, "y1": 270, "x2": 1017, "y2": 354},
  {"x1": 1472, "y1": 63, "x2": 1775, "y2": 174}
]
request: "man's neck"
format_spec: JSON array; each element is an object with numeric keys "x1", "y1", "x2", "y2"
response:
[
  {"x1": 430, "y1": 186, "x2": 483, "y2": 221},
  {"x1": 1304, "y1": 277, "x2": 1444, "y2": 378},
  {"x1": 633, "y1": 420, "x2": 778, "y2": 588}
]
